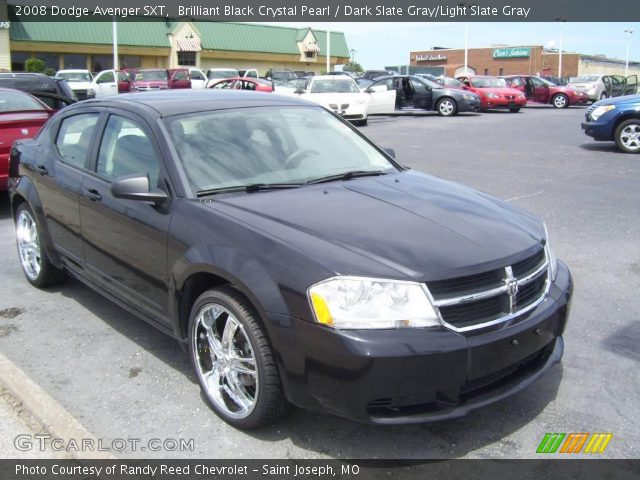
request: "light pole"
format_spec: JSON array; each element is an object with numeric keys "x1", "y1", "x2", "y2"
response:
[
  {"x1": 556, "y1": 18, "x2": 566, "y2": 79},
  {"x1": 464, "y1": 22, "x2": 469, "y2": 74},
  {"x1": 624, "y1": 29, "x2": 634, "y2": 76},
  {"x1": 350, "y1": 48, "x2": 357, "y2": 65}
]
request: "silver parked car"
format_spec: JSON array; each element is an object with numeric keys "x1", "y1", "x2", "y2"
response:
[{"x1": 567, "y1": 74, "x2": 638, "y2": 102}]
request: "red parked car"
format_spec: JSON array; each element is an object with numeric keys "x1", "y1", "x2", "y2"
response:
[
  {"x1": 0, "y1": 88, "x2": 53, "y2": 190},
  {"x1": 132, "y1": 68, "x2": 191, "y2": 91},
  {"x1": 208, "y1": 77, "x2": 274, "y2": 92},
  {"x1": 501, "y1": 75, "x2": 589, "y2": 108},
  {"x1": 457, "y1": 75, "x2": 527, "y2": 112}
]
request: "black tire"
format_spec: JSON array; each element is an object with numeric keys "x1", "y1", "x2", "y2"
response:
[
  {"x1": 356, "y1": 118, "x2": 368, "y2": 127},
  {"x1": 614, "y1": 119, "x2": 640, "y2": 154},
  {"x1": 436, "y1": 97, "x2": 458, "y2": 116},
  {"x1": 188, "y1": 286, "x2": 290, "y2": 429},
  {"x1": 552, "y1": 94, "x2": 569, "y2": 109},
  {"x1": 600, "y1": 92, "x2": 607, "y2": 101},
  {"x1": 14, "y1": 203, "x2": 66, "y2": 288},
  {"x1": 509, "y1": 107, "x2": 521, "y2": 113}
]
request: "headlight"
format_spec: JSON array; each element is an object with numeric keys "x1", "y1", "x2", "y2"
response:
[
  {"x1": 486, "y1": 92, "x2": 500, "y2": 99},
  {"x1": 463, "y1": 94, "x2": 475, "y2": 101},
  {"x1": 543, "y1": 222, "x2": 558, "y2": 281},
  {"x1": 518, "y1": 94, "x2": 526, "y2": 99},
  {"x1": 590, "y1": 104, "x2": 615, "y2": 121},
  {"x1": 308, "y1": 276, "x2": 440, "y2": 329}
]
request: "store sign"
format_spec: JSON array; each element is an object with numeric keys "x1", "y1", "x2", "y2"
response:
[
  {"x1": 0, "y1": 21, "x2": 10, "y2": 29},
  {"x1": 416, "y1": 54, "x2": 447, "y2": 62},
  {"x1": 493, "y1": 47, "x2": 530, "y2": 58}
]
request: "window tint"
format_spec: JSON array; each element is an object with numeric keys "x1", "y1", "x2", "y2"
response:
[
  {"x1": 410, "y1": 78, "x2": 429, "y2": 93},
  {"x1": 55, "y1": 114, "x2": 100, "y2": 169},
  {"x1": 0, "y1": 91, "x2": 46, "y2": 112},
  {"x1": 173, "y1": 70, "x2": 188, "y2": 81},
  {"x1": 191, "y1": 70, "x2": 205, "y2": 81},
  {"x1": 97, "y1": 116, "x2": 160, "y2": 187}
]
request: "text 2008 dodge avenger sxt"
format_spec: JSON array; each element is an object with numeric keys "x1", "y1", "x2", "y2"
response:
[{"x1": 10, "y1": 91, "x2": 572, "y2": 429}]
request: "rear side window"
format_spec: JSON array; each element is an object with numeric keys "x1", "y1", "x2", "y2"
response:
[{"x1": 55, "y1": 114, "x2": 100, "y2": 169}]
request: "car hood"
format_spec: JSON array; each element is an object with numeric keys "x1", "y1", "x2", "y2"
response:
[
  {"x1": 592, "y1": 93, "x2": 640, "y2": 107},
  {"x1": 65, "y1": 81, "x2": 93, "y2": 89},
  {"x1": 205, "y1": 171, "x2": 544, "y2": 281},
  {"x1": 474, "y1": 87, "x2": 523, "y2": 96},
  {"x1": 302, "y1": 92, "x2": 366, "y2": 105},
  {"x1": 134, "y1": 80, "x2": 168, "y2": 87}
]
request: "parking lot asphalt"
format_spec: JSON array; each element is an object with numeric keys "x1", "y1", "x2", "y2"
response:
[{"x1": 0, "y1": 105, "x2": 638, "y2": 459}]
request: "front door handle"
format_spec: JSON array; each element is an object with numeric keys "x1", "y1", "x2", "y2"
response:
[
  {"x1": 85, "y1": 188, "x2": 102, "y2": 202},
  {"x1": 35, "y1": 165, "x2": 48, "y2": 175}
]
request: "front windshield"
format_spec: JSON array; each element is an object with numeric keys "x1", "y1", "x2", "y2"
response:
[
  {"x1": 310, "y1": 79, "x2": 360, "y2": 93},
  {"x1": 470, "y1": 77, "x2": 507, "y2": 88},
  {"x1": 569, "y1": 76, "x2": 598, "y2": 83},
  {"x1": 136, "y1": 70, "x2": 167, "y2": 81},
  {"x1": 165, "y1": 106, "x2": 397, "y2": 194},
  {"x1": 57, "y1": 72, "x2": 92, "y2": 82},
  {"x1": 208, "y1": 70, "x2": 238, "y2": 79},
  {"x1": 440, "y1": 77, "x2": 463, "y2": 87}
]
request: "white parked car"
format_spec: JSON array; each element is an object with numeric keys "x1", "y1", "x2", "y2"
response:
[
  {"x1": 188, "y1": 68, "x2": 207, "y2": 89},
  {"x1": 55, "y1": 69, "x2": 95, "y2": 100},
  {"x1": 293, "y1": 75, "x2": 369, "y2": 126},
  {"x1": 204, "y1": 68, "x2": 240, "y2": 88},
  {"x1": 92, "y1": 70, "x2": 131, "y2": 97}
]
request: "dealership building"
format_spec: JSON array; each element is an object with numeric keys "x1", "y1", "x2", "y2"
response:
[
  {"x1": 410, "y1": 45, "x2": 640, "y2": 78},
  {"x1": 0, "y1": 1, "x2": 349, "y2": 75}
]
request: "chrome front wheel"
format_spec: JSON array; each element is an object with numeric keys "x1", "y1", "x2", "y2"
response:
[
  {"x1": 189, "y1": 287, "x2": 288, "y2": 429},
  {"x1": 615, "y1": 119, "x2": 640, "y2": 153}
]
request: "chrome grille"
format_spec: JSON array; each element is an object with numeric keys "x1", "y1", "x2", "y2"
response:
[
  {"x1": 586, "y1": 103, "x2": 598, "y2": 120},
  {"x1": 428, "y1": 248, "x2": 549, "y2": 332}
]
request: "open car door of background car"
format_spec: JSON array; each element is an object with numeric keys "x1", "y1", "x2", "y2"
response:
[
  {"x1": 410, "y1": 77, "x2": 434, "y2": 110},
  {"x1": 93, "y1": 70, "x2": 119, "y2": 97},
  {"x1": 623, "y1": 75, "x2": 638, "y2": 96},
  {"x1": 365, "y1": 79, "x2": 396, "y2": 114}
]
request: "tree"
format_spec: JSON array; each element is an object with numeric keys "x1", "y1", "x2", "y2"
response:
[
  {"x1": 25, "y1": 58, "x2": 46, "y2": 73},
  {"x1": 343, "y1": 61, "x2": 364, "y2": 73}
]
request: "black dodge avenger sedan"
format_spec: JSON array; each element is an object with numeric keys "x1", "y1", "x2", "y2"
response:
[{"x1": 9, "y1": 90, "x2": 572, "y2": 429}]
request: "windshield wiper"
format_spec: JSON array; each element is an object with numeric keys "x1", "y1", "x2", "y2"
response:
[
  {"x1": 305, "y1": 170, "x2": 388, "y2": 185},
  {"x1": 196, "y1": 183, "x2": 303, "y2": 197}
]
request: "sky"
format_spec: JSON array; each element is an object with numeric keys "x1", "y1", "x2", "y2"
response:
[{"x1": 277, "y1": 22, "x2": 640, "y2": 69}]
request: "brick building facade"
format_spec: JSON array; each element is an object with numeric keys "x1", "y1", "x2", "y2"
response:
[{"x1": 410, "y1": 45, "x2": 640, "y2": 78}]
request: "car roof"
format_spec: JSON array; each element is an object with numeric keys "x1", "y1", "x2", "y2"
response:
[
  {"x1": 57, "y1": 69, "x2": 90, "y2": 73},
  {"x1": 74, "y1": 90, "x2": 316, "y2": 117}
]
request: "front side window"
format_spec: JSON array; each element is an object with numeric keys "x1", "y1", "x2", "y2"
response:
[
  {"x1": 55, "y1": 114, "x2": 100, "y2": 169},
  {"x1": 165, "y1": 106, "x2": 397, "y2": 194},
  {"x1": 96, "y1": 71, "x2": 115, "y2": 84},
  {"x1": 173, "y1": 70, "x2": 188, "y2": 81},
  {"x1": 191, "y1": 70, "x2": 205, "y2": 81},
  {"x1": 97, "y1": 116, "x2": 160, "y2": 187}
]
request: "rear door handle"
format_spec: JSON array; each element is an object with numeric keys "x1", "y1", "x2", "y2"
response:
[{"x1": 85, "y1": 188, "x2": 102, "y2": 202}]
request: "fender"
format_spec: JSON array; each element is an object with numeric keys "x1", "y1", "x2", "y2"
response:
[{"x1": 168, "y1": 243, "x2": 290, "y2": 342}]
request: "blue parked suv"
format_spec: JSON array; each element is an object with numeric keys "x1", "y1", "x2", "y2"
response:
[{"x1": 582, "y1": 94, "x2": 640, "y2": 153}]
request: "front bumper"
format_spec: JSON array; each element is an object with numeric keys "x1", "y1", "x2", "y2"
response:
[
  {"x1": 268, "y1": 261, "x2": 572, "y2": 424},
  {"x1": 482, "y1": 98, "x2": 527, "y2": 109},
  {"x1": 459, "y1": 98, "x2": 481, "y2": 112},
  {"x1": 581, "y1": 118, "x2": 614, "y2": 141}
]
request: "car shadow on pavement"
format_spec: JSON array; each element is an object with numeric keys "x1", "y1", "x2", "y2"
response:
[
  {"x1": 578, "y1": 143, "x2": 620, "y2": 153},
  {"x1": 45, "y1": 272, "x2": 564, "y2": 458},
  {"x1": 49, "y1": 277, "x2": 195, "y2": 382},
  {"x1": 0, "y1": 193, "x2": 11, "y2": 220},
  {"x1": 602, "y1": 321, "x2": 640, "y2": 363},
  {"x1": 246, "y1": 361, "x2": 563, "y2": 459}
]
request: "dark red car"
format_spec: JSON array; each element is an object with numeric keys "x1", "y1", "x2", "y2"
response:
[
  {"x1": 132, "y1": 68, "x2": 191, "y2": 92},
  {"x1": 208, "y1": 77, "x2": 274, "y2": 92},
  {"x1": 457, "y1": 75, "x2": 527, "y2": 112},
  {"x1": 501, "y1": 75, "x2": 589, "y2": 108},
  {"x1": 0, "y1": 88, "x2": 53, "y2": 190}
]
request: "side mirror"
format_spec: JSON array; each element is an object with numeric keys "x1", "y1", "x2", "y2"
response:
[
  {"x1": 111, "y1": 174, "x2": 168, "y2": 204},
  {"x1": 365, "y1": 87, "x2": 374, "y2": 93},
  {"x1": 294, "y1": 88, "x2": 305, "y2": 94},
  {"x1": 383, "y1": 147, "x2": 396, "y2": 159}
]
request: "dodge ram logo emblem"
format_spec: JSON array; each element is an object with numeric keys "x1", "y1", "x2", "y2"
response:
[
  {"x1": 506, "y1": 279, "x2": 519, "y2": 297},
  {"x1": 21, "y1": 129, "x2": 29, "y2": 136}
]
